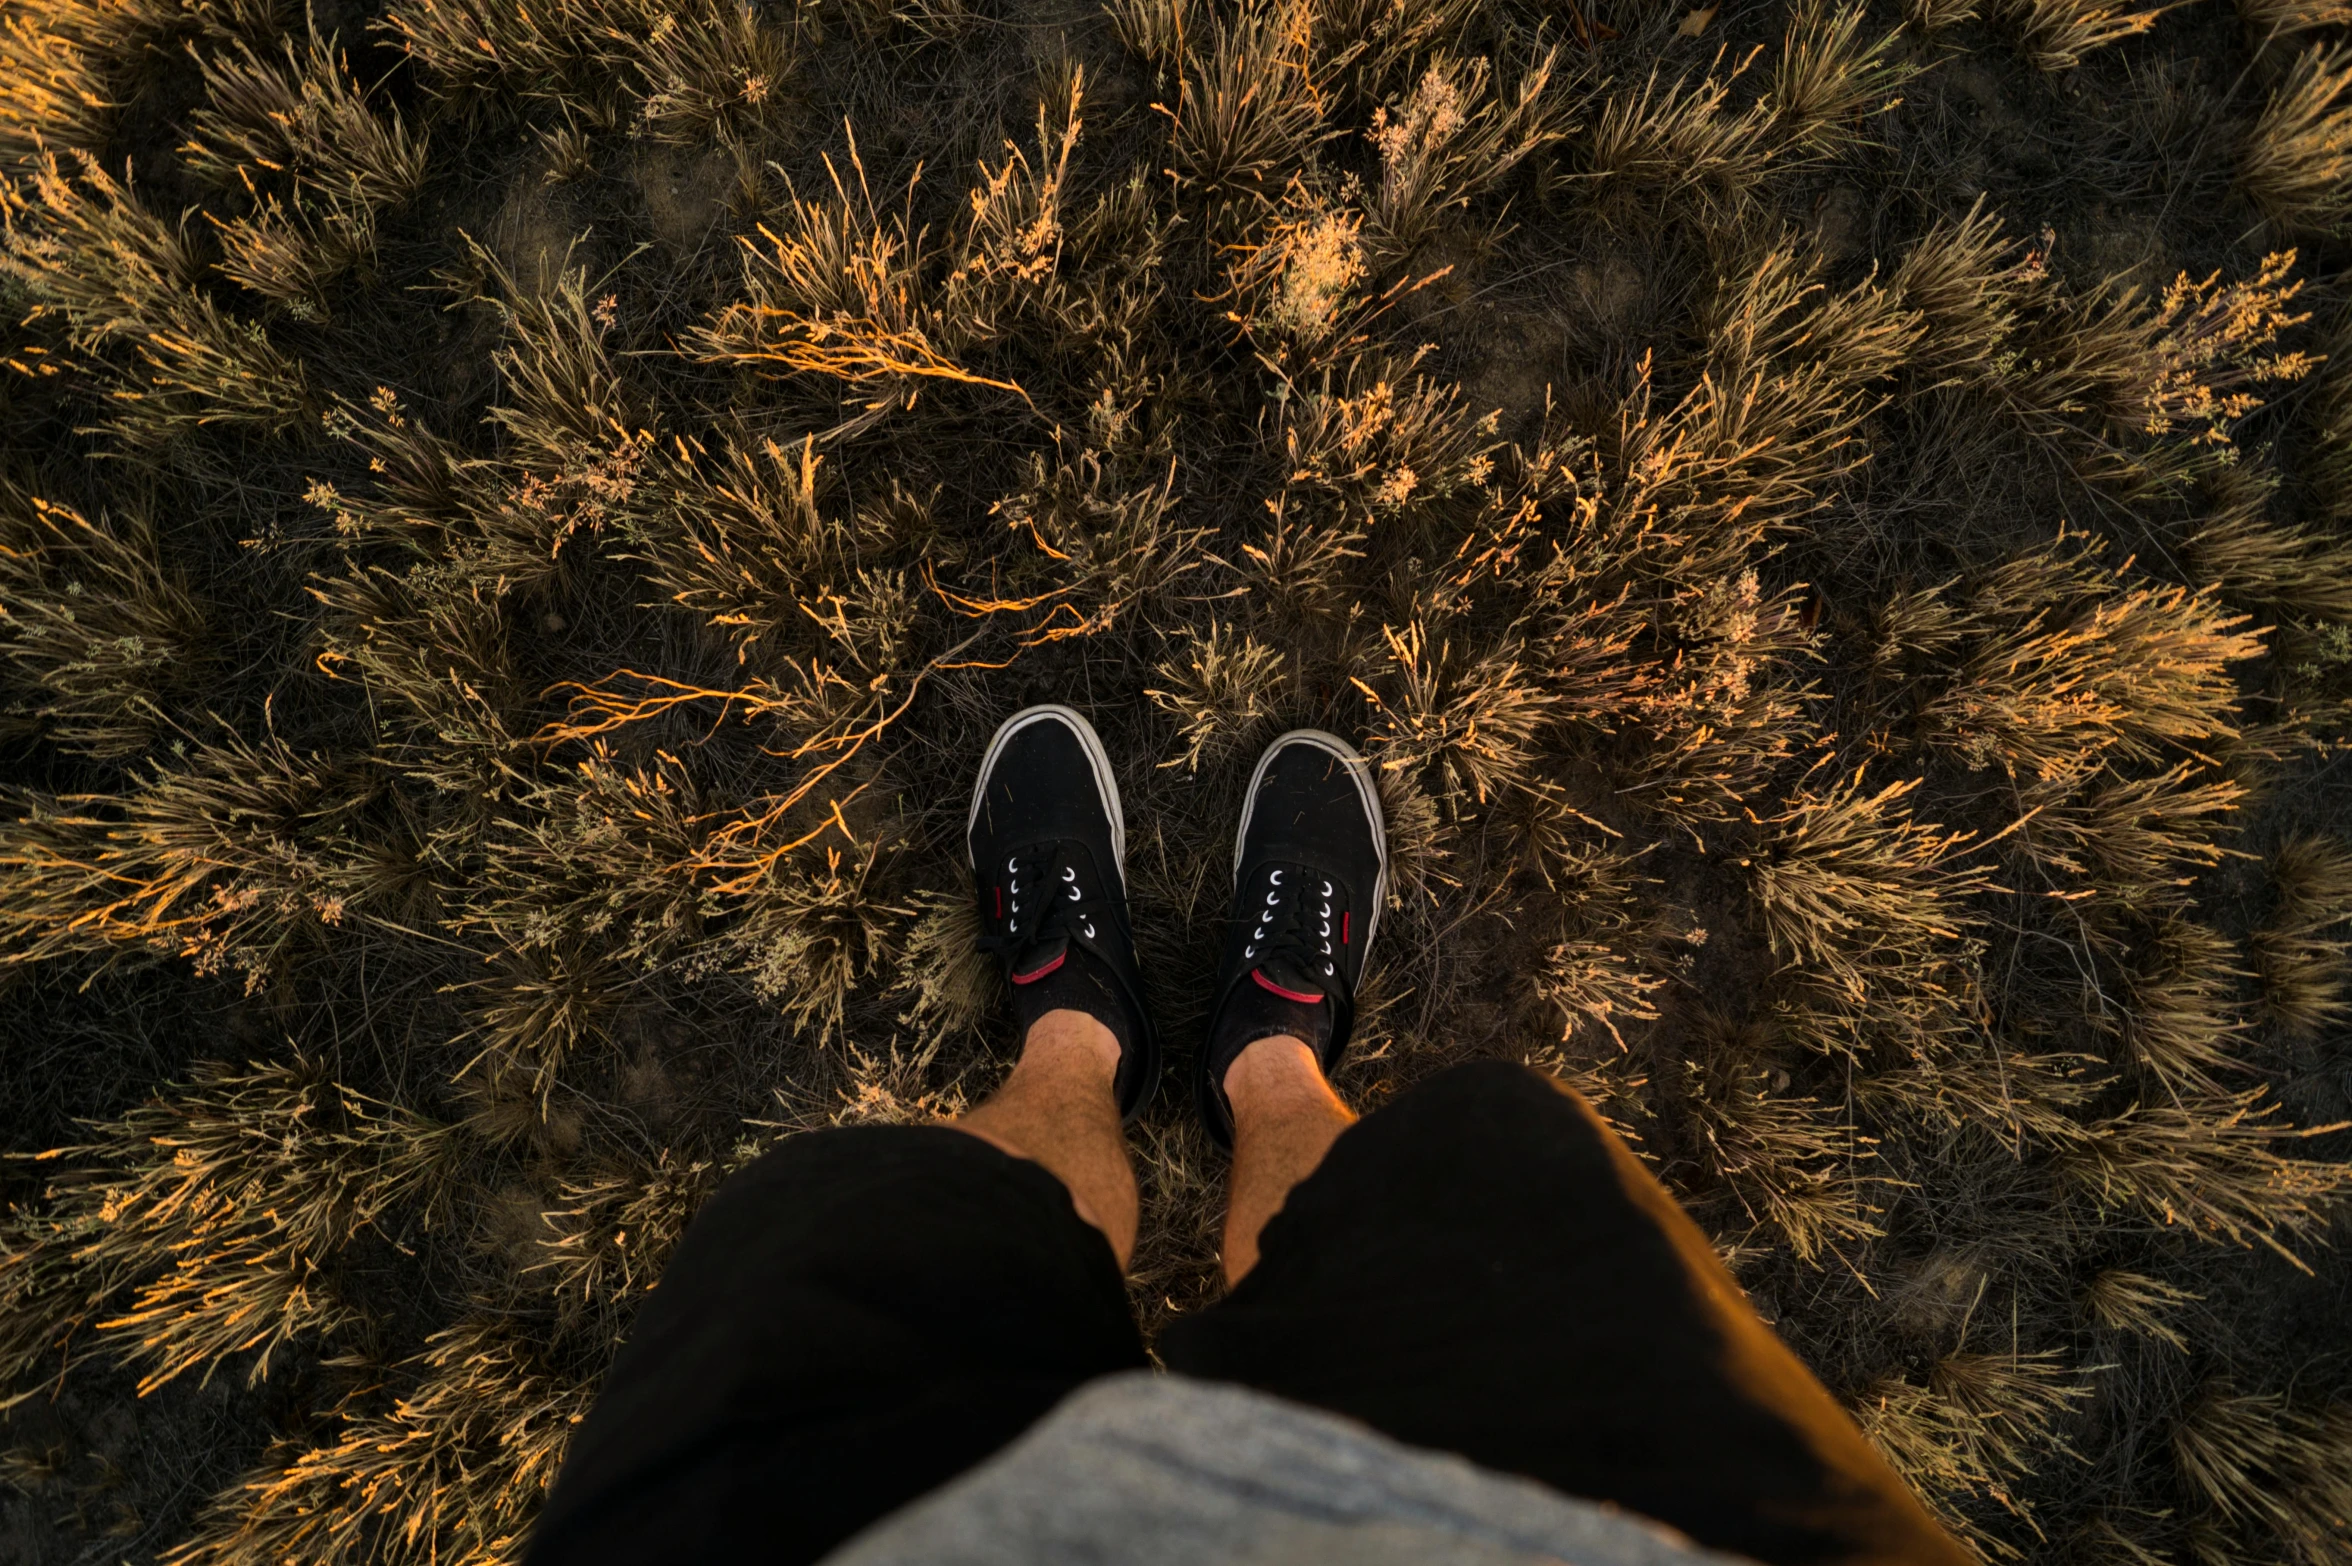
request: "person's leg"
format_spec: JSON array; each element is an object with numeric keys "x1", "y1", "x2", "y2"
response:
[
  {"x1": 956, "y1": 1007, "x2": 1137, "y2": 1264},
  {"x1": 1219, "y1": 1033, "x2": 1352, "y2": 1284},
  {"x1": 527, "y1": 1014, "x2": 1147, "y2": 1566},
  {"x1": 1166, "y1": 1056, "x2": 1971, "y2": 1566}
]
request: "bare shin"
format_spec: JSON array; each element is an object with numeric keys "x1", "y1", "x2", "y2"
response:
[
  {"x1": 953, "y1": 1008, "x2": 1139, "y2": 1268},
  {"x1": 1221, "y1": 1036, "x2": 1356, "y2": 1286}
]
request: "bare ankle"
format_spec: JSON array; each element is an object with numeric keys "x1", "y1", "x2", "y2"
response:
[
  {"x1": 1224, "y1": 1035, "x2": 1347, "y2": 1120},
  {"x1": 1021, "y1": 1007, "x2": 1121, "y2": 1080}
]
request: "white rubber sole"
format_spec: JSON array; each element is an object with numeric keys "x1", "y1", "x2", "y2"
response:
[
  {"x1": 1232, "y1": 729, "x2": 1388, "y2": 959},
  {"x1": 968, "y1": 704, "x2": 1126, "y2": 877}
]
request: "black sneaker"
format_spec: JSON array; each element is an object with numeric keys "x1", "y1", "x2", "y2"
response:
[
  {"x1": 1194, "y1": 730, "x2": 1388, "y2": 1148},
  {"x1": 969, "y1": 705, "x2": 1160, "y2": 1121}
]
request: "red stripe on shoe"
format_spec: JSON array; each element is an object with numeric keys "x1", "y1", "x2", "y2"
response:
[
  {"x1": 1011, "y1": 952, "x2": 1065, "y2": 985},
  {"x1": 1252, "y1": 968, "x2": 1323, "y2": 1005},
  {"x1": 1342, "y1": 911, "x2": 1350, "y2": 945},
  {"x1": 993, "y1": 885, "x2": 1003, "y2": 919}
]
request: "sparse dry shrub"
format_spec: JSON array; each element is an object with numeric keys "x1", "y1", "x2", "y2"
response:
[
  {"x1": 1149, "y1": 620, "x2": 1288, "y2": 771},
  {"x1": 1891, "y1": 198, "x2": 2041, "y2": 384},
  {"x1": 2055, "y1": 1087, "x2": 2352, "y2": 1257},
  {"x1": 1530, "y1": 831, "x2": 1662, "y2": 1046},
  {"x1": 1995, "y1": 0, "x2": 2171, "y2": 72},
  {"x1": 992, "y1": 451, "x2": 1206, "y2": 640},
  {"x1": 181, "y1": 29, "x2": 429, "y2": 211},
  {"x1": 2180, "y1": 460, "x2": 2352, "y2": 619},
  {"x1": 1679, "y1": 249, "x2": 1920, "y2": 531},
  {"x1": 2079, "y1": 1267, "x2": 2198, "y2": 1349},
  {"x1": 1, "y1": 151, "x2": 314, "y2": 441},
  {"x1": 629, "y1": 435, "x2": 925, "y2": 669},
  {"x1": 306, "y1": 557, "x2": 522, "y2": 789},
  {"x1": 1356, "y1": 621, "x2": 1553, "y2": 809},
  {"x1": 1537, "y1": 936, "x2": 1664, "y2": 1045},
  {"x1": 1224, "y1": 180, "x2": 1369, "y2": 353},
  {"x1": 0, "y1": 1059, "x2": 454, "y2": 1398},
  {"x1": 485, "y1": 257, "x2": 654, "y2": 483},
  {"x1": 693, "y1": 143, "x2": 1028, "y2": 437},
  {"x1": 1166, "y1": 0, "x2": 1327, "y2": 208},
  {"x1": 309, "y1": 384, "x2": 482, "y2": 545},
  {"x1": 633, "y1": 3, "x2": 799, "y2": 142},
  {"x1": 175, "y1": 25, "x2": 426, "y2": 319},
  {"x1": 533, "y1": 1153, "x2": 719, "y2": 1326},
  {"x1": 1357, "y1": 51, "x2": 1563, "y2": 254},
  {"x1": 2237, "y1": 0, "x2": 2352, "y2": 38},
  {"x1": 954, "y1": 83, "x2": 1083, "y2": 326},
  {"x1": 209, "y1": 190, "x2": 375, "y2": 318},
  {"x1": 2241, "y1": 43, "x2": 2352, "y2": 236},
  {"x1": 1906, "y1": 0, "x2": 1984, "y2": 32},
  {"x1": 457, "y1": 940, "x2": 636, "y2": 1101},
  {"x1": 166, "y1": 1314, "x2": 591, "y2": 1566},
  {"x1": 1675, "y1": 1010, "x2": 1883, "y2": 1260},
  {"x1": 460, "y1": 745, "x2": 713, "y2": 971},
  {"x1": 0, "y1": 730, "x2": 381, "y2": 983},
  {"x1": 0, "y1": 3, "x2": 115, "y2": 167},
  {"x1": 892, "y1": 887, "x2": 999, "y2": 1044},
  {"x1": 1314, "y1": 0, "x2": 1484, "y2": 101},
  {"x1": 1917, "y1": 544, "x2": 2262, "y2": 785},
  {"x1": 2011, "y1": 765, "x2": 2245, "y2": 922},
  {"x1": 2251, "y1": 832, "x2": 2352, "y2": 1035},
  {"x1": 2170, "y1": 1384, "x2": 2352, "y2": 1566},
  {"x1": 1747, "y1": 770, "x2": 1989, "y2": 998},
  {"x1": 721, "y1": 841, "x2": 907, "y2": 1039},
  {"x1": 1278, "y1": 356, "x2": 1501, "y2": 521},
  {"x1": 1573, "y1": 50, "x2": 1774, "y2": 218},
  {"x1": 1610, "y1": 571, "x2": 1816, "y2": 826},
  {"x1": 0, "y1": 489, "x2": 209, "y2": 760},
  {"x1": 2104, "y1": 915, "x2": 2248, "y2": 1094},
  {"x1": 1, "y1": 150, "x2": 201, "y2": 343},
  {"x1": 1107, "y1": 0, "x2": 1193, "y2": 68},
  {"x1": 1851, "y1": 1024, "x2": 2102, "y2": 1142},
  {"x1": 1231, "y1": 488, "x2": 1367, "y2": 620},
  {"x1": 1765, "y1": 0, "x2": 1915, "y2": 157},
  {"x1": 1857, "y1": 1351, "x2": 2094, "y2": 1550},
  {"x1": 826, "y1": 1036, "x2": 977, "y2": 1125},
  {"x1": 2006, "y1": 252, "x2": 2314, "y2": 487},
  {"x1": 381, "y1": 0, "x2": 627, "y2": 115}
]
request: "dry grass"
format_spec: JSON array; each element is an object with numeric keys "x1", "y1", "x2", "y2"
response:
[{"x1": 0, "y1": 0, "x2": 2347, "y2": 1562}]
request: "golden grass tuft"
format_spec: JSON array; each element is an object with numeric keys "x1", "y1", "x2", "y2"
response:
[
  {"x1": 2240, "y1": 42, "x2": 2352, "y2": 236},
  {"x1": 2, "y1": 1060, "x2": 454, "y2": 1399},
  {"x1": 2251, "y1": 832, "x2": 2352, "y2": 1035}
]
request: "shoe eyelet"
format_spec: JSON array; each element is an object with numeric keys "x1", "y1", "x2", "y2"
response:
[
  {"x1": 1061, "y1": 866, "x2": 1076, "y2": 882},
  {"x1": 1321, "y1": 880, "x2": 1332, "y2": 896},
  {"x1": 1007, "y1": 857, "x2": 1018, "y2": 872},
  {"x1": 1319, "y1": 903, "x2": 1330, "y2": 918},
  {"x1": 1067, "y1": 885, "x2": 1081, "y2": 901},
  {"x1": 1270, "y1": 869, "x2": 1284, "y2": 885},
  {"x1": 1083, "y1": 920, "x2": 1096, "y2": 938},
  {"x1": 1245, "y1": 944, "x2": 1257, "y2": 958},
  {"x1": 1321, "y1": 941, "x2": 1331, "y2": 955},
  {"x1": 1319, "y1": 921, "x2": 1329, "y2": 936},
  {"x1": 1324, "y1": 963, "x2": 1335, "y2": 976},
  {"x1": 1264, "y1": 891, "x2": 1280, "y2": 907}
]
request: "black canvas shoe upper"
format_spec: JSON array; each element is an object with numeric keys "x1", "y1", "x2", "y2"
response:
[
  {"x1": 1196, "y1": 730, "x2": 1388, "y2": 1148},
  {"x1": 968, "y1": 705, "x2": 1160, "y2": 1121}
]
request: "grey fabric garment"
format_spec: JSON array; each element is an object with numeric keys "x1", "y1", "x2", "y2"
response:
[{"x1": 820, "y1": 1371, "x2": 1752, "y2": 1566}]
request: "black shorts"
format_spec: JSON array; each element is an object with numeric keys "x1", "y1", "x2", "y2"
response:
[{"x1": 527, "y1": 1062, "x2": 1967, "y2": 1566}]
